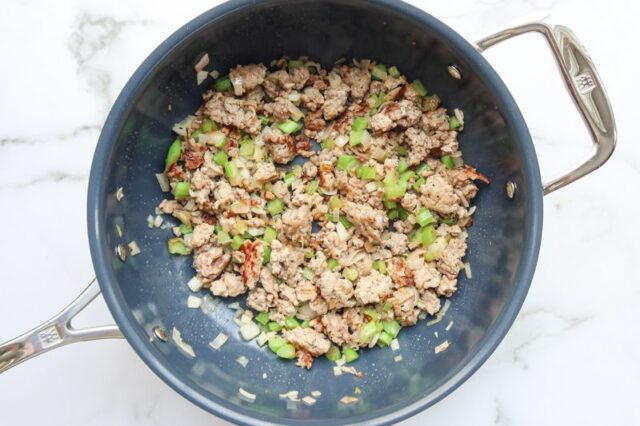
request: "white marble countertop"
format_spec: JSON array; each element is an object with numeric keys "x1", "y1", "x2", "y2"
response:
[{"x1": 1, "y1": 0, "x2": 638, "y2": 424}]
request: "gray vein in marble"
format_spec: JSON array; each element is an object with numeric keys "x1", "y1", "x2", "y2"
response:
[
  {"x1": 512, "y1": 309, "x2": 591, "y2": 369},
  {"x1": 0, "y1": 125, "x2": 101, "y2": 147},
  {"x1": 0, "y1": 171, "x2": 86, "y2": 190},
  {"x1": 67, "y1": 12, "x2": 151, "y2": 110},
  {"x1": 494, "y1": 398, "x2": 509, "y2": 425}
]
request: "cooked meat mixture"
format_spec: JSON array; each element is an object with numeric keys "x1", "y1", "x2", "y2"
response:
[{"x1": 159, "y1": 57, "x2": 488, "y2": 368}]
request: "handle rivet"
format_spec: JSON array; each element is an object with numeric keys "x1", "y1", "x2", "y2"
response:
[
  {"x1": 152, "y1": 327, "x2": 168, "y2": 342},
  {"x1": 116, "y1": 244, "x2": 127, "y2": 262},
  {"x1": 505, "y1": 181, "x2": 517, "y2": 199},
  {"x1": 448, "y1": 65, "x2": 462, "y2": 80}
]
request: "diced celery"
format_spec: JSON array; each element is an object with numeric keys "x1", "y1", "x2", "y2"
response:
[
  {"x1": 420, "y1": 225, "x2": 436, "y2": 247},
  {"x1": 277, "y1": 119, "x2": 302, "y2": 134},
  {"x1": 213, "y1": 150, "x2": 228, "y2": 166},
  {"x1": 412, "y1": 79, "x2": 427, "y2": 96},
  {"x1": 413, "y1": 177, "x2": 426, "y2": 192},
  {"x1": 268, "y1": 321, "x2": 283, "y2": 332},
  {"x1": 388, "y1": 66, "x2": 400, "y2": 78},
  {"x1": 164, "y1": 139, "x2": 182, "y2": 172},
  {"x1": 288, "y1": 59, "x2": 304, "y2": 69},
  {"x1": 372, "y1": 260, "x2": 387, "y2": 275},
  {"x1": 344, "y1": 347, "x2": 359, "y2": 363},
  {"x1": 329, "y1": 196, "x2": 344, "y2": 210},
  {"x1": 327, "y1": 258, "x2": 339, "y2": 271},
  {"x1": 276, "y1": 343, "x2": 296, "y2": 359},
  {"x1": 231, "y1": 235, "x2": 245, "y2": 250},
  {"x1": 302, "y1": 267, "x2": 314, "y2": 281},
  {"x1": 263, "y1": 226, "x2": 277, "y2": 243},
  {"x1": 415, "y1": 163, "x2": 430, "y2": 175},
  {"x1": 285, "y1": 317, "x2": 300, "y2": 330},
  {"x1": 371, "y1": 64, "x2": 387, "y2": 81},
  {"x1": 382, "y1": 319, "x2": 401, "y2": 337},
  {"x1": 450, "y1": 115, "x2": 461, "y2": 130},
  {"x1": 387, "y1": 209, "x2": 399, "y2": 220},
  {"x1": 321, "y1": 139, "x2": 335, "y2": 150},
  {"x1": 214, "y1": 75, "x2": 232, "y2": 92},
  {"x1": 201, "y1": 119, "x2": 216, "y2": 133},
  {"x1": 167, "y1": 238, "x2": 190, "y2": 255},
  {"x1": 217, "y1": 231, "x2": 232, "y2": 245},
  {"x1": 396, "y1": 146, "x2": 407, "y2": 156},
  {"x1": 258, "y1": 115, "x2": 270, "y2": 126},
  {"x1": 268, "y1": 335, "x2": 286, "y2": 352},
  {"x1": 441, "y1": 155, "x2": 454, "y2": 170},
  {"x1": 339, "y1": 216, "x2": 353, "y2": 229},
  {"x1": 326, "y1": 345, "x2": 341, "y2": 361},
  {"x1": 382, "y1": 302, "x2": 392, "y2": 312},
  {"x1": 359, "y1": 321, "x2": 379, "y2": 344},
  {"x1": 397, "y1": 207, "x2": 409, "y2": 221},
  {"x1": 356, "y1": 165, "x2": 377, "y2": 180},
  {"x1": 210, "y1": 131, "x2": 227, "y2": 148},
  {"x1": 377, "y1": 331, "x2": 393, "y2": 346},
  {"x1": 266, "y1": 198, "x2": 285, "y2": 216},
  {"x1": 174, "y1": 181, "x2": 190, "y2": 200},
  {"x1": 284, "y1": 172, "x2": 296, "y2": 187},
  {"x1": 306, "y1": 179, "x2": 319, "y2": 194},
  {"x1": 352, "y1": 116, "x2": 368, "y2": 132},
  {"x1": 416, "y1": 207, "x2": 434, "y2": 226},
  {"x1": 179, "y1": 224, "x2": 193, "y2": 235},
  {"x1": 397, "y1": 159, "x2": 409, "y2": 174},
  {"x1": 239, "y1": 139, "x2": 255, "y2": 158},
  {"x1": 255, "y1": 312, "x2": 270, "y2": 326},
  {"x1": 263, "y1": 245, "x2": 272, "y2": 264},
  {"x1": 337, "y1": 155, "x2": 358, "y2": 171},
  {"x1": 343, "y1": 267, "x2": 358, "y2": 282}
]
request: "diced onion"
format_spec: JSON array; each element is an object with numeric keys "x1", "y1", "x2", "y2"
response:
[
  {"x1": 327, "y1": 72, "x2": 342, "y2": 88},
  {"x1": 365, "y1": 181, "x2": 378, "y2": 192},
  {"x1": 464, "y1": 262, "x2": 472, "y2": 279},
  {"x1": 336, "y1": 222, "x2": 349, "y2": 242},
  {"x1": 287, "y1": 91, "x2": 301, "y2": 105},
  {"x1": 340, "y1": 396, "x2": 359, "y2": 405},
  {"x1": 127, "y1": 241, "x2": 141, "y2": 256},
  {"x1": 154, "y1": 215, "x2": 163, "y2": 227},
  {"x1": 445, "y1": 321, "x2": 454, "y2": 331},
  {"x1": 287, "y1": 101, "x2": 304, "y2": 121},
  {"x1": 394, "y1": 354, "x2": 403, "y2": 362},
  {"x1": 454, "y1": 108, "x2": 464, "y2": 127},
  {"x1": 172, "y1": 327, "x2": 195, "y2": 358},
  {"x1": 155, "y1": 173, "x2": 171, "y2": 192},
  {"x1": 332, "y1": 366, "x2": 343, "y2": 376},
  {"x1": 172, "y1": 115, "x2": 195, "y2": 136},
  {"x1": 310, "y1": 390, "x2": 322, "y2": 398},
  {"x1": 295, "y1": 302, "x2": 317, "y2": 321},
  {"x1": 360, "y1": 130, "x2": 372, "y2": 149},
  {"x1": 335, "y1": 134, "x2": 348, "y2": 147},
  {"x1": 230, "y1": 201, "x2": 250, "y2": 214},
  {"x1": 115, "y1": 223, "x2": 123, "y2": 238},
  {"x1": 390, "y1": 338, "x2": 400, "y2": 351},
  {"x1": 209, "y1": 69, "x2": 220, "y2": 79},
  {"x1": 236, "y1": 355, "x2": 249, "y2": 367},
  {"x1": 238, "y1": 388, "x2": 256, "y2": 402},
  {"x1": 279, "y1": 390, "x2": 299, "y2": 400},
  {"x1": 197, "y1": 70, "x2": 208, "y2": 85},
  {"x1": 228, "y1": 302, "x2": 241, "y2": 310},
  {"x1": 209, "y1": 332, "x2": 228, "y2": 350},
  {"x1": 187, "y1": 276, "x2": 203, "y2": 292},
  {"x1": 434, "y1": 340, "x2": 450, "y2": 354},
  {"x1": 187, "y1": 295, "x2": 202, "y2": 309},
  {"x1": 194, "y1": 53, "x2": 209, "y2": 72},
  {"x1": 200, "y1": 295, "x2": 219, "y2": 314},
  {"x1": 239, "y1": 321, "x2": 261, "y2": 341},
  {"x1": 256, "y1": 331, "x2": 273, "y2": 347},
  {"x1": 302, "y1": 396, "x2": 317, "y2": 406},
  {"x1": 115, "y1": 187, "x2": 124, "y2": 201},
  {"x1": 406, "y1": 249, "x2": 425, "y2": 269}
]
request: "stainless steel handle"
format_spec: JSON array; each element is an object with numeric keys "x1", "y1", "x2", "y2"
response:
[
  {"x1": 476, "y1": 22, "x2": 616, "y2": 195},
  {"x1": 0, "y1": 278, "x2": 122, "y2": 374}
]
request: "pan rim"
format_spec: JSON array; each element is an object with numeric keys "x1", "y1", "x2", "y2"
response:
[{"x1": 87, "y1": 0, "x2": 543, "y2": 424}]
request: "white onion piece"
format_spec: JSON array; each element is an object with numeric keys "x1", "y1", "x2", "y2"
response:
[
  {"x1": 194, "y1": 53, "x2": 209, "y2": 72},
  {"x1": 187, "y1": 295, "x2": 202, "y2": 309},
  {"x1": 236, "y1": 355, "x2": 249, "y2": 367},
  {"x1": 238, "y1": 388, "x2": 256, "y2": 402},
  {"x1": 332, "y1": 366, "x2": 343, "y2": 376},
  {"x1": 197, "y1": 70, "x2": 208, "y2": 85},
  {"x1": 153, "y1": 215, "x2": 163, "y2": 227},
  {"x1": 256, "y1": 331, "x2": 273, "y2": 347},
  {"x1": 187, "y1": 276, "x2": 203, "y2": 292},
  {"x1": 365, "y1": 181, "x2": 378, "y2": 193},
  {"x1": 302, "y1": 396, "x2": 317, "y2": 406},
  {"x1": 200, "y1": 295, "x2": 219, "y2": 314},
  {"x1": 310, "y1": 390, "x2": 322, "y2": 398},
  {"x1": 295, "y1": 302, "x2": 317, "y2": 321},
  {"x1": 287, "y1": 91, "x2": 301, "y2": 105},
  {"x1": 287, "y1": 101, "x2": 304, "y2": 121},
  {"x1": 209, "y1": 69, "x2": 220, "y2": 79},
  {"x1": 239, "y1": 321, "x2": 261, "y2": 341},
  {"x1": 390, "y1": 338, "x2": 400, "y2": 351},
  {"x1": 336, "y1": 222, "x2": 349, "y2": 242},
  {"x1": 328, "y1": 72, "x2": 342, "y2": 88},
  {"x1": 127, "y1": 241, "x2": 141, "y2": 256},
  {"x1": 394, "y1": 354, "x2": 403, "y2": 362},
  {"x1": 464, "y1": 262, "x2": 472, "y2": 279},
  {"x1": 427, "y1": 299, "x2": 451, "y2": 326},
  {"x1": 454, "y1": 108, "x2": 464, "y2": 127},
  {"x1": 172, "y1": 327, "x2": 195, "y2": 358},
  {"x1": 228, "y1": 302, "x2": 241, "y2": 310},
  {"x1": 155, "y1": 173, "x2": 171, "y2": 192},
  {"x1": 360, "y1": 130, "x2": 372, "y2": 149},
  {"x1": 335, "y1": 134, "x2": 348, "y2": 147},
  {"x1": 172, "y1": 115, "x2": 194, "y2": 136},
  {"x1": 279, "y1": 390, "x2": 299, "y2": 400},
  {"x1": 209, "y1": 332, "x2": 228, "y2": 350}
]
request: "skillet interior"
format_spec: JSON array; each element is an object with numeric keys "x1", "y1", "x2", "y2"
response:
[{"x1": 88, "y1": 0, "x2": 543, "y2": 424}]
